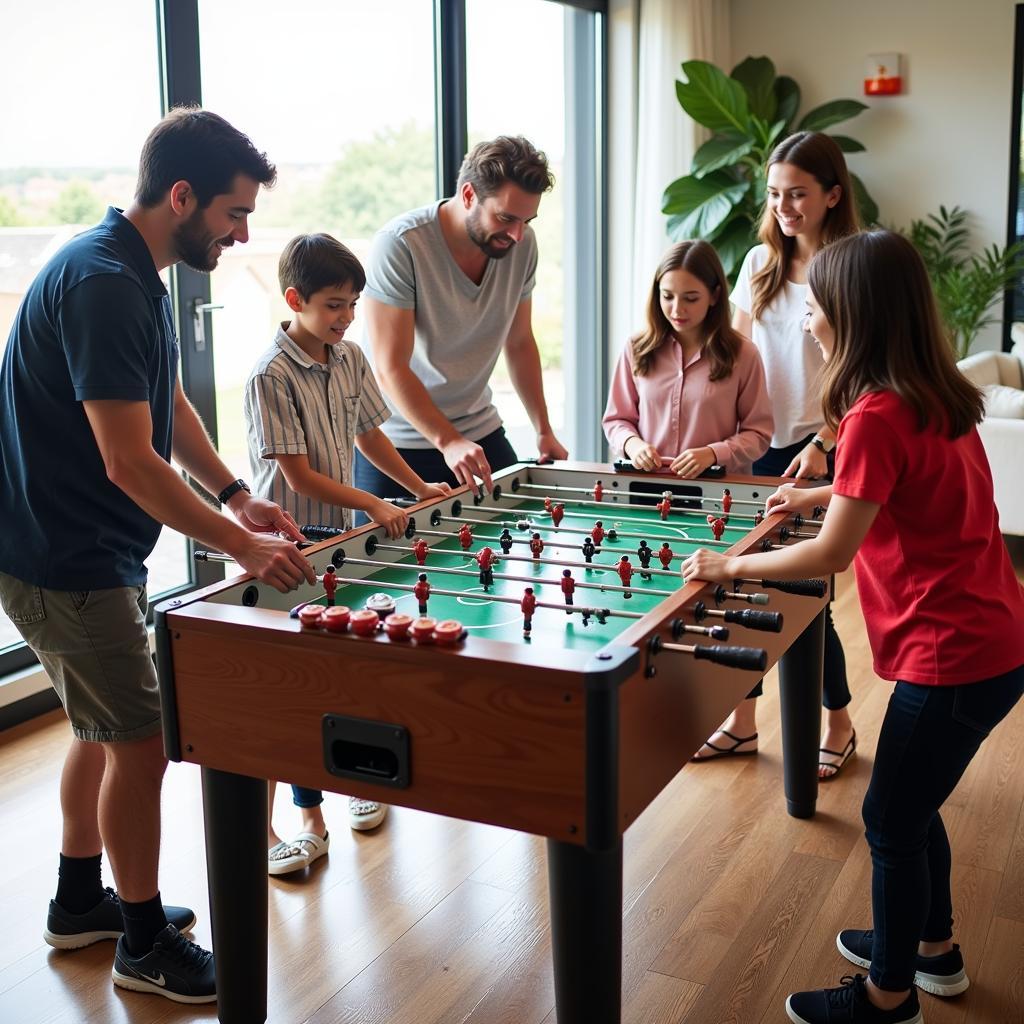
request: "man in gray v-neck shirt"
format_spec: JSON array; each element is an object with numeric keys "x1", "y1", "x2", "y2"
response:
[{"x1": 356, "y1": 136, "x2": 569, "y2": 498}]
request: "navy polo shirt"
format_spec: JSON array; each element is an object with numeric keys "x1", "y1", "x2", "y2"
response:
[{"x1": 0, "y1": 207, "x2": 178, "y2": 589}]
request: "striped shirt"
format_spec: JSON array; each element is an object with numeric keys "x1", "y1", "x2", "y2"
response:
[{"x1": 244, "y1": 325, "x2": 390, "y2": 531}]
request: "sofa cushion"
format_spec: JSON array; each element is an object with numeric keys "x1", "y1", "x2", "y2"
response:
[{"x1": 983, "y1": 383, "x2": 1024, "y2": 419}]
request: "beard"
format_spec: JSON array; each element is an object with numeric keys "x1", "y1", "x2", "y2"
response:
[
  {"x1": 173, "y1": 208, "x2": 233, "y2": 272},
  {"x1": 466, "y1": 207, "x2": 516, "y2": 260}
]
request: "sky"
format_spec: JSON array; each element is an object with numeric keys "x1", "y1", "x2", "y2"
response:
[{"x1": 0, "y1": 0, "x2": 567, "y2": 169}]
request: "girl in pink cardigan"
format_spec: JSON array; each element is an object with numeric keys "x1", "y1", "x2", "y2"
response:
[{"x1": 603, "y1": 240, "x2": 772, "y2": 477}]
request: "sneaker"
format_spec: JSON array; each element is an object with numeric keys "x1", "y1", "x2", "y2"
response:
[
  {"x1": 268, "y1": 839, "x2": 309, "y2": 876},
  {"x1": 44, "y1": 887, "x2": 197, "y2": 950},
  {"x1": 837, "y1": 929, "x2": 970, "y2": 997},
  {"x1": 349, "y1": 797, "x2": 387, "y2": 831},
  {"x1": 786, "y1": 974, "x2": 922, "y2": 1024},
  {"x1": 112, "y1": 924, "x2": 216, "y2": 1004}
]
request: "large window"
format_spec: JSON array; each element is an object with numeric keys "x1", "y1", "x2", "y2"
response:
[{"x1": 0, "y1": 0, "x2": 168, "y2": 666}]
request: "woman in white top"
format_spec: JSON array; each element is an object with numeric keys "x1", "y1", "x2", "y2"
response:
[{"x1": 692, "y1": 131, "x2": 860, "y2": 779}]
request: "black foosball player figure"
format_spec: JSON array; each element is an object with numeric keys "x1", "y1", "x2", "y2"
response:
[
  {"x1": 498, "y1": 528, "x2": 514, "y2": 554},
  {"x1": 594, "y1": 479, "x2": 604, "y2": 502},
  {"x1": 707, "y1": 513, "x2": 727, "y2": 543},
  {"x1": 322, "y1": 564, "x2": 338, "y2": 606},
  {"x1": 412, "y1": 538, "x2": 429, "y2": 565},
  {"x1": 529, "y1": 532, "x2": 545, "y2": 560},
  {"x1": 658, "y1": 542, "x2": 674, "y2": 570},
  {"x1": 754, "y1": 509, "x2": 765, "y2": 526},
  {"x1": 581, "y1": 536, "x2": 596, "y2": 564},
  {"x1": 521, "y1": 587, "x2": 537, "y2": 638},
  {"x1": 722, "y1": 488, "x2": 732, "y2": 514},
  {"x1": 636, "y1": 540, "x2": 653, "y2": 580},
  {"x1": 560, "y1": 569, "x2": 575, "y2": 613},
  {"x1": 414, "y1": 572, "x2": 431, "y2": 615},
  {"x1": 656, "y1": 491, "x2": 672, "y2": 521},
  {"x1": 551, "y1": 502, "x2": 565, "y2": 528},
  {"x1": 617, "y1": 556, "x2": 634, "y2": 598},
  {"x1": 476, "y1": 546, "x2": 497, "y2": 591},
  {"x1": 591, "y1": 520, "x2": 605, "y2": 546}
]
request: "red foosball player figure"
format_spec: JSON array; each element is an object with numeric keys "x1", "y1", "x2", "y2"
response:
[
  {"x1": 551, "y1": 502, "x2": 565, "y2": 528},
  {"x1": 591, "y1": 520, "x2": 606, "y2": 546},
  {"x1": 529, "y1": 532, "x2": 545, "y2": 559},
  {"x1": 521, "y1": 587, "x2": 537, "y2": 638},
  {"x1": 322, "y1": 564, "x2": 338, "y2": 606},
  {"x1": 636, "y1": 540, "x2": 653, "y2": 580},
  {"x1": 476, "y1": 546, "x2": 497, "y2": 591},
  {"x1": 594, "y1": 479, "x2": 604, "y2": 502},
  {"x1": 722, "y1": 488, "x2": 732, "y2": 514},
  {"x1": 499, "y1": 528, "x2": 514, "y2": 554},
  {"x1": 707, "y1": 514, "x2": 727, "y2": 543},
  {"x1": 658, "y1": 542, "x2": 674, "y2": 569},
  {"x1": 414, "y1": 572, "x2": 431, "y2": 615},
  {"x1": 458, "y1": 524, "x2": 473, "y2": 550},
  {"x1": 544, "y1": 496, "x2": 553, "y2": 512},
  {"x1": 560, "y1": 569, "x2": 576, "y2": 613},
  {"x1": 754, "y1": 509, "x2": 765, "y2": 526},
  {"x1": 616, "y1": 555, "x2": 635, "y2": 598},
  {"x1": 581, "y1": 537, "x2": 596, "y2": 564},
  {"x1": 412, "y1": 538, "x2": 429, "y2": 565},
  {"x1": 656, "y1": 491, "x2": 672, "y2": 521}
]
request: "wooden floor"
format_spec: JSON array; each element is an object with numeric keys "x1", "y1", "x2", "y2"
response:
[{"x1": 2, "y1": 540, "x2": 1023, "y2": 1024}]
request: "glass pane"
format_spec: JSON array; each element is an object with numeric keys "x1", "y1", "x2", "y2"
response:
[
  {"x1": 466, "y1": 0, "x2": 570, "y2": 458},
  {"x1": 0, "y1": 0, "x2": 176, "y2": 658},
  {"x1": 198, "y1": 0, "x2": 438, "y2": 483}
]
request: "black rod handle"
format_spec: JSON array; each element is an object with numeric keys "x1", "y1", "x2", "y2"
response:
[
  {"x1": 759, "y1": 578, "x2": 828, "y2": 599},
  {"x1": 723, "y1": 608, "x2": 784, "y2": 633},
  {"x1": 693, "y1": 644, "x2": 767, "y2": 671}
]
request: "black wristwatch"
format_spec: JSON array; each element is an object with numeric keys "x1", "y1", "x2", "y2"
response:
[
  {"x1": 217, "y1": 478, "x2": 251, "y2": 505},
  {"x1": 811, "y1": 435, "x2": 835, "y2": 454}
]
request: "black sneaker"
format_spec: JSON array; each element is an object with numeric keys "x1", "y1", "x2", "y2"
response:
[
  {"x1": 44, "y1": 887, "x2": 197, "y2": 949},
  {"x1": 111, "y1": 924, "x2": 216, "y2": 1003},
  {"x1": 837, "y1": 928, "x2": 970, "y2": 997},
  {"x1": 786, "y1": 974, "x2": 922, "y2": 1024}
]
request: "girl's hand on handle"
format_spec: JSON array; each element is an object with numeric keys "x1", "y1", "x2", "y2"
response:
[
  {"x1": 784, "y1": 443, "x2": 829, "y2": 479},
  {"x1": 680, "y1": 548, "x2": 736, "y2": 585},
  {"x1": 670, "y1": 446, "x2": 717, "y2": 480},
  {"x1": 367, "y1": 496, "x2": 409, "y2": 539},
  {"x1": 625, "y1": 436, "x2": 661, "y2": 472}
]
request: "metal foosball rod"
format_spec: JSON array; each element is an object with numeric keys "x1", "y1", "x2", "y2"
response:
[{"x1": 509, "y1": 481, "x2": 765, "y2": 509}]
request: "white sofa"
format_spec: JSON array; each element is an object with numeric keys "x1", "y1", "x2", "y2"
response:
[{"x1": 957, "y1": 340, "x2": 1024, "y2": 536}]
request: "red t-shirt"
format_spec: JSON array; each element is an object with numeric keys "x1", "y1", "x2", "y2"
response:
[{"x1": 833, "y1": 391, "x2": 1024, "y2": 686}]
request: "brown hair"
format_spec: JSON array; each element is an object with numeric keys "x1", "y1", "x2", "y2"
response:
[
  {"x1": 456, "y1": 136, "x2": 554, "y2": 199},
  {"x1": 809, "y1": 230, "x2": 983, "y2": 436},
  {"x1": 750, "y1": 131, "x2": 859, "y2": 320},
  {"x1": 135, "y1": 106, "x2": 276, "y2": 208},
  {"x1": 278, "y1": 233, "x2": 365, "y2": 299},
  {"x1": 633, "y1": 241, "x2": 743, "y2": 380}
]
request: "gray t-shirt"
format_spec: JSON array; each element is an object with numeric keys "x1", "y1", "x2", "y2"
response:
[{"x1": 361, "y1": 199, "x2": 537, "y2": 448}]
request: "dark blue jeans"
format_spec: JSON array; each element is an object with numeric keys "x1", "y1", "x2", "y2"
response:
[
  {"x1": 291, "y1": 785, "x2": 323, "y2": 809},
  {"x1": 746, "y1": 437, "x2": 848, "y2": 708},
  {"x1": 862, "y1": 664, "x2": 1024, "y2": 990}
]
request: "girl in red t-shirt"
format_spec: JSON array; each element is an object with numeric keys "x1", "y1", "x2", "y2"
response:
[{"x1": 682, "y1": 230, "x2": 1024, "y2": 1024}]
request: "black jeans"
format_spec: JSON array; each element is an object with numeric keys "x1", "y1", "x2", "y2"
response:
[
  {"x1": 861, "y1": 664, "x2": 1024, "y2": 989},
  {"x1": 745, "y1": 436, "x2": 848, "y2": 707},
  {"x1": 352, "y1": 426, "x2": 519, "y2": 525}
]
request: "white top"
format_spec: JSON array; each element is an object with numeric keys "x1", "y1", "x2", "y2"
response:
[{"x1": 730, "y1": 244, "x2": 826, "y2": 448}]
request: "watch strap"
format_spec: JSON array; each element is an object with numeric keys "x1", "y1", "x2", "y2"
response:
[{"x1": 217, "y1": 479, "x2": 251, "y2": 505}]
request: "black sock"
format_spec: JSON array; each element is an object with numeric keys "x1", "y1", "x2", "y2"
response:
[
  {"x1": 55, "y1": 853, "x2": 104, "y2": 914},
  {"x1": 120, "y1": 893, "x2": 169, "y2": 956}
]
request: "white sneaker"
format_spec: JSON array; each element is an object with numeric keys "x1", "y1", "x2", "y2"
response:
[
  {"x1": 267, "y1": 839, "x2": 308, "y2": 876},
  {"x1": 348, "y1": 797, "x2": 387, "y2": 831},
  {"x1": 290, "y1": 831, "x2": 330, "y2": 868}
]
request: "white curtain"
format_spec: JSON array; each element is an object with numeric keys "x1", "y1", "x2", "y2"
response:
[{"x1": 629, "y1": 0, "x2": 730, "y2": 332}]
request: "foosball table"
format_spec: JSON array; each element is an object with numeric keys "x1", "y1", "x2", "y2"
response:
[{"x1": 156, "y1": 460, "x2": 829, "y2": 1024}]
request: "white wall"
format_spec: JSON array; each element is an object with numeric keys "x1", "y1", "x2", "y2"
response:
[{"x1": 730, "y1": 0, "x2": 1020, "y2": 350}]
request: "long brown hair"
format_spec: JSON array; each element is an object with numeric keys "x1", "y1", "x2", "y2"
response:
[
  {"x1": 809, "y1": 231, "x2": 984, "y2": 436},
  {"x1": 633, "y1": 240, "x2": 743, "y2": 380},
  {"x1": 750, "y1": 131, "x2": 859, "y2": 320}
]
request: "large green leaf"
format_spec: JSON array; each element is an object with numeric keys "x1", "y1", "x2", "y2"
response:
[
  {"x1": 774, "y1": 76, "x2": 801, "y2": 131},
  {"x1": 708, "y1": 215, "x2": 758, "y2": 281},
  {"x1": 798, "y1": 99, "x2": 869, "y2": 132},
  {"x1": 851, "y1": 173, "x2": 879, "y2": 226},
  {"x1": 829, "y1": 134, "x2": 866, "y2": 153},
  {"x1": 662, "y1": 172, "x2": 751, "y2": 239},
  {"x1": 692, "y1": 133, "x2": 755, "y2": 177},
  {"x1": 731, "y1": 56, "x2": 777, "y2": 122},
  {"x1": 676, "y1": 60, "x2": 750, "y2": 135}
]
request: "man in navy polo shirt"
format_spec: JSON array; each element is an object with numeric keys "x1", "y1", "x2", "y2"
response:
[{"x1": 0, "y1": 107, "x2": 314, "y2": 1005}]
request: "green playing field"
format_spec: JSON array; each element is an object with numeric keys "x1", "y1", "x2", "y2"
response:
[{"x1": 312, "y1": 496, "x2": 749, "y2": 652}]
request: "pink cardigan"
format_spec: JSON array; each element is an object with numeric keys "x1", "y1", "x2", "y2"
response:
[{"x1": 602, "y1": 335, "x2": 773, "y2": 474}]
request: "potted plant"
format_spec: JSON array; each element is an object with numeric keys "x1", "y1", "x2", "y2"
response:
[
  {"x1": 662, "y1": 56, "x2": 877, "y2": 279},
  {"x1": 905, "y1": 205, "x2": 1024, "y2": 359}
]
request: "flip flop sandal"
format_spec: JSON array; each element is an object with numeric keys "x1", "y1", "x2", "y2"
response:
[
  {"x1": 690, "y1": 730, "x2": 759, "y2": 762},
  {"x1": 819, "y1": 729, "x2": 857, "y2": 781}
]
